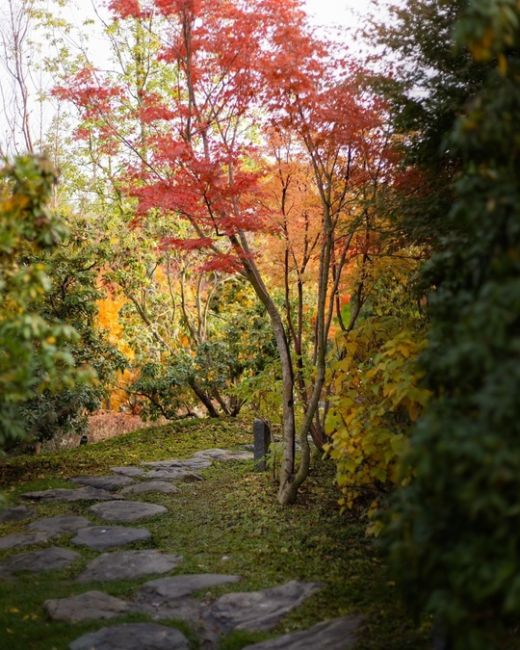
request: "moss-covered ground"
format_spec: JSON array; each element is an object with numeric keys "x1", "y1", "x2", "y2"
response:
[{"x1": 0, "y1": 418, "x2": 429, "y2": 649}]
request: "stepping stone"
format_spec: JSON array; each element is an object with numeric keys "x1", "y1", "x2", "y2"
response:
[
  {"x1": 22, "y1": 487, "x2": 124, "y2": 502},
  {"x1": 0, "y1": 518, "x2": 89, "y2": 550},
  {"x1": 138, "y1": 574, "x2": 242, "y2": 601},
  {"x1": 141, "y1": 460, "x2": 187, "y2": 468},
  {"x1": 0, "y1": 505, "x2": 33, "y2": 523},
  {"x1": 0, "y1": 547, "x2": 80, "y2": 576},
  {"x1": 194, "y1": 448, "x2": 253, "y2": 462},
  {"x1": 111, "y1": 466, "x2": 147, "y2": 478},
  {"x1": 89, "y1": 501, "x2": 167, "y2": 523},
  {"x1": 142, "y1": 458, "x2": 212, "y2": 470},
  {"x1": 0, "y1": 529, "x2": 51, "y2": 550},
  {"x1": 120, "y1": 481, "x2": 179, "y2": 496},
  {"x1": 72, "y1": 526, "x2": 151, "y2": 550},
  {"x1": 78, "y1": 550, "x2": 182, "y2": 583},
  {"x1": 207, "y1": 580, "x2": 321, "y2": 632},
  {"x1": 28, "y1": 515, "x2": 91, "y2": 536},
  {"x1": 134, "y1": 574, "x2": 241, "y2": 622},
  {"x1": 45, "y1": 590, "x2": 130, "y2": 623},
  {"x1": 72, "y1": 475, "x2": 135, "y2": 491},
  {"x1": 70, "y1": 623, "x2": 189, "y2": 650},
  {"x1": 144, "y1": 469, "x2": 203, "y2": 482},
  {"x1": 241, "y1": 616, "x2": 363, "y2": 649}
]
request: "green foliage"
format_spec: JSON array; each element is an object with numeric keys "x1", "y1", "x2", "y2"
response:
[
  {"x1": 0, "y1": 156, "x2": 92, "y2": 447},
  {"x1": 385, "y1": 1, "x2": 520, "y2": 647},
  {"x1": 128, "y1": 356, "x2": 196, "y2": 420},
  {"x1": 123, "y1": 273, "x2": 278, "y2": 419},
  {"x1": 369, "y1": 0, "x2": 488, "y2": 248},
  {"x1": 21, "y1": 216, "x2": 127, "y2": 442}
]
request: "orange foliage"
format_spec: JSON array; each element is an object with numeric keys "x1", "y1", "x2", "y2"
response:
[{"x1": 96, "y1": 291, "x2": 136, "y2": 411}]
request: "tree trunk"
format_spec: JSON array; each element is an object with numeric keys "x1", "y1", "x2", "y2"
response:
[
  {"x1": 189, "y1": 380, "x2": 219, "y2": 418},
  {"x1": 231, "y1": 234, "x2": 297, "y2": 503}
]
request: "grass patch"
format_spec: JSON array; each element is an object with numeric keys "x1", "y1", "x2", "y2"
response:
[{"x1": 0, "y1": 417, "x2": 428, "y2": 649}]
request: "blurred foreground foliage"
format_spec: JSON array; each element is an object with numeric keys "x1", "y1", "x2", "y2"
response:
[
  {"x1": 382, "y1": 1, "x2": 520, "y2": 647},
  {"x1": 0, "y1": 155, "x2": 123, "y2": 449}
]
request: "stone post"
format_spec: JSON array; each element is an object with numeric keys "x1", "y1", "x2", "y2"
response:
[{"x1": 253, "y1": 419, "x2": 271, "y2": 472}]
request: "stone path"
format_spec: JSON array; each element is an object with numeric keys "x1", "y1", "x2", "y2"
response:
[{"x1": 0, "y1": 446, "x2": 362, "y2": 649}]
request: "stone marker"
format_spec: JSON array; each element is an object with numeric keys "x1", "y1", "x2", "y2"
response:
[
  {"x1": 72, "y1": 475, "x2": 135, "y2": 491},
  {"x1": 72, "y1": 526, "x2": 151, "y2": 550},
  {"x1": 111, "y1": 466, "x2": 147, "y2": 478},
  {"x1": 0, "y1": 529, "x2": 51, "y2": 550},
  {"x1": 78, "y1": 549, "x2": 183, "y2": 583},
  {"x1": 0, "y1": 547, "x2": 80, "y2": 576},
  {"x1": 45, "y1": 590, "x2": 130, "y2": 623},
  {"x1": 120, "y1": 481, "x2": 179, "y2": 496},
  {"x1": 89, "y1": 500, "x2": 167, "y2": 523},
  {"x1": 70, "y1": 623, "x2": 189, "y2": 650},
  {"x1": 28, "y1": 515, "x2": 91, "y2": 535},
  {"x1": 253, "y1": 420, "x2": 271, "y2": 471},
  {"x1": 241, "y1": 616, "x2": 363, "y2": 649},
  {"x1": 207, "y1": 580, "x2": 321, "y2": 632},
  {"x1": 22, "y1": 487, "x2": 124, "y2": 502},
  {"x1": 0, "y1": 505, "x2": 33, "y2": 523}
]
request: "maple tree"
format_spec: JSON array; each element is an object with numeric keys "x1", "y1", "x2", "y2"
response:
[{"x1": 54, "y1": 0, "x2": 391, "y2": 504}]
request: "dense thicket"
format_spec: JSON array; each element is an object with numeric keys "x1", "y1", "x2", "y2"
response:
[{"x1": 383, "y1": 1, "x2": 520, "y2": 647}]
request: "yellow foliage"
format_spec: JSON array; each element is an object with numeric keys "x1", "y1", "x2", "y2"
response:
[{"x1": 326, "y1": 317, "x2": 430, "y2": 524}]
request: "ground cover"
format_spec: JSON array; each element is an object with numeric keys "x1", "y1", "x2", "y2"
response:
[{"x1": 0, "y1": 418, "x2": 427, "y2": 649}]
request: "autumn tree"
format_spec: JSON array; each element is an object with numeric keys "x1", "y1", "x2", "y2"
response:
[{"x1": 56, "y1": 0, "x2": 389, "y2": 504}]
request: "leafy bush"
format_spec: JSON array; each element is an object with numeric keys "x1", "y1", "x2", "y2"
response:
[{"x1": 326, "y1": 257, "x2": 428, "y2": 520}]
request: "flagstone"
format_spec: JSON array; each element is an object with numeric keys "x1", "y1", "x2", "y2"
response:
[
  {"x1": 72, "y1": 526, "x2": 151, "y2": 550},
  {"x1": 22, "y1": 487, "x2": 124, "y2": 502},
  {"x1": 72, "y1": 475, "x2": 135, "y2": 491},
  {"x1": 206, "y1": 580, "x2": 321, "y2": 632},
  {"x1": 45, "y1": 590, "x2": 130, "y2": 623},
  {"x1": 241, "y1": 616, "x2": 363, "y2": 649},
  {"x1": 69, "y1": 623, "x2": 189, "y2": 650},
  {"x1": 89, "y1": 500, "x2": 167, "y2": 523},
  {"x1": 0, "y1": 547, "x2": 80, "y2": 576},
  {"x1": 120, "y1": 481, "x2": 179, "y2": 496},
  {"x1": 78, "y1": 549, "x2": 182, "y2": 583}
]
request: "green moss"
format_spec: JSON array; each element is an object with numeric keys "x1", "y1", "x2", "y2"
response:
[{"x1": 0, "y1": 418, "x2": 427, "y2": 649}]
